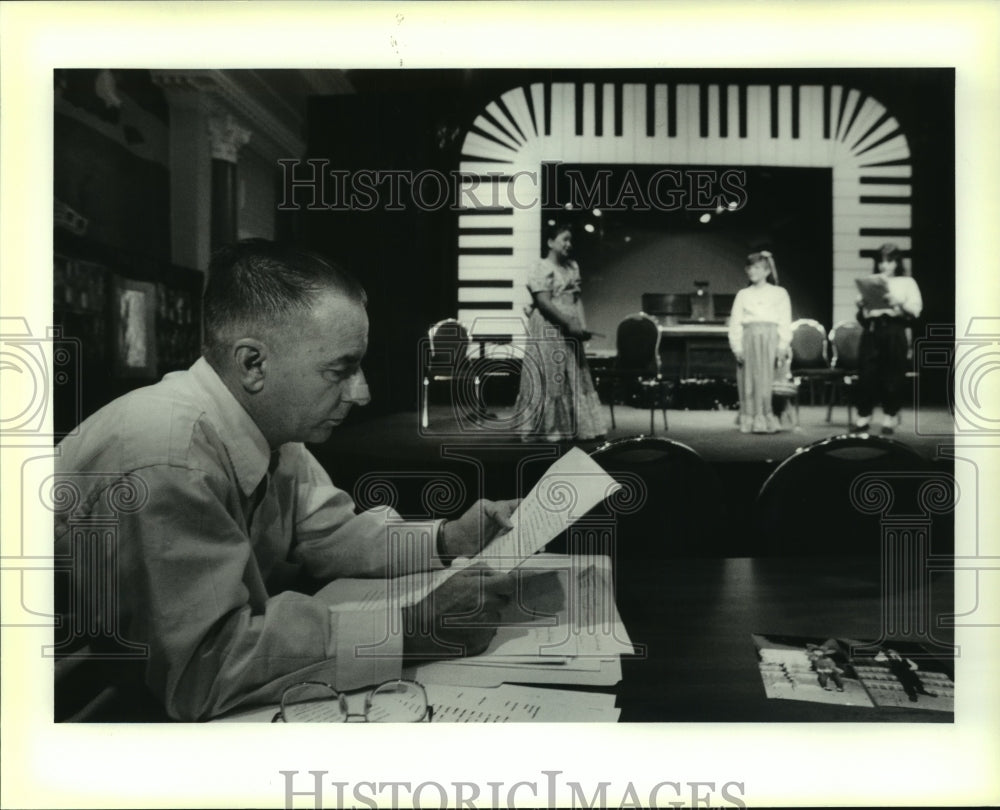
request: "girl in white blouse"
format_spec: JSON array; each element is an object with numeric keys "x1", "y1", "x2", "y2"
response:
[
  {"x1": 728, "y1": 251, "x2": 792, "y2": 434},
  {"x1": 853, "y1": 243, "x2": 923, "y2": 435}
]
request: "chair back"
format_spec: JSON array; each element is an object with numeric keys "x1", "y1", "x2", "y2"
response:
[
  {"x1": 573, "y1": 436, "x2": 727, "y2": 561},
  {"x1": 790, "y1": 319, "x2": 829, "y2": 369},
  {"x1": 752, "y1": 434, "x2": 952, "y2": 556},
  {"x1": 427, "y1": 318, "x2": 472, "y2": 369},
  {"x1": 829, "y1": 320, "x2": 863, "y2": 371},
  {"x1": 615, "y1": 313, "x2": 661, "y2": 375}
]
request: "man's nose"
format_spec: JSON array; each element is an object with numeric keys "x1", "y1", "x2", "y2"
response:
[{"x1": 345, "y1": 370, "x2": 371, "y2": 406}]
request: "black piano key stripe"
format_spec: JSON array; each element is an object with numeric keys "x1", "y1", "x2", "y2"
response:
[
  {"x1": 791, "y1": 85, "x2": 800, "y2": 139},
  {"x1": 522, "y1": 86, "x2": 539, "y2": 138},
  {"x1": 457, "y1": 207, "x2": 513, "y2": 216},
  {"x1": 457, "y1": 280, "x2": 514, "y2": 288},
  {"x1": 645, "y1": 84, "x2": 655, "y2": 137},
  {"x1": 699, "y1": 85, "x2": 709, "y2": 138},
  {"x1": 574, "y1": 83, "x2": 584, "y2": 137},
  {"x1": 860, "y1": 196, "x2": 913, "y2": 205},
  {"x1": 769, "y1": 84, "x2": 779, "y2": 139},
  {"x1": 841, "y1": 92, "x2": 867, "y2": 142},
  {"x1": 495, "y1": 96, "x2": 529, "y2": 144},
  {"x1": 469, "y1": 124, "x2": 518, "y2": 153},
  {"x1": 738, "y1": 85, "x2": 747, "y2": 138},
  {"x1": 859, "y1": 176, "x2": 911, "y2": 185},
  {"x1": 614, "y1": 83, "x2": 623, "y2": 137},
  {"x1": 457, "y1": 301, "x2": 514, "y2": 310},
  {"x1": 458, "y1": 227, "x2": 514, "y2": 236},
  {"x1": 719, "y1": 85, "x2": 729, "y2": 139},
  {"x1": 594, "y1": 83, "x2": 604, "y2": 137},
  {"x1": 480, "y1": 109, "x2": 523, "y2": 149},
  {"x1": 457, "y1": 247, "x2": 514, "y2": 256},
  {"x1": 667, "y1": 84, "x2": 677, "y2": 138}
]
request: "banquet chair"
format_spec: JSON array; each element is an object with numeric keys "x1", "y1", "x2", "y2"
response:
[
  {"x1": 595, "y1": 313, "x2": 670, "y2": 435},
  {"x1": 419, "y1": 318, "x2": 483, "y2": 429},
  {"x1": 789, "y1": 319, "x2": 836, "y2": 418},
  {"x1": 751, "y1": 434, "x2": 950, "y2": 556},
  {"x1": 554, "y1": 436, "x2": 727, "y2": 562},
  {"x1": 826, "y1": 320, "x2": 864, "y2": 426}
]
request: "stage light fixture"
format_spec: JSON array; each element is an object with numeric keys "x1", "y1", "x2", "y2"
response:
[{"x1": 699, "y1": 213, "x2": 712, "y2": 224}]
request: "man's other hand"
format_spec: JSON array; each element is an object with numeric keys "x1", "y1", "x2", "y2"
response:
[{"x1": 402, "y1": 566, "x2": 514, "y2": 658}]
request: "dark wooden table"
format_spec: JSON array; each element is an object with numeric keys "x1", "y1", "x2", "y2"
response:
[{"x1": 610, "y1": 555, "x2": 954, "y2": 722}]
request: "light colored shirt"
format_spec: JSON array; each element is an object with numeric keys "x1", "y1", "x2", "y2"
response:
[
  {"x1": 54, "y1": 357, "x2": 445, "y2": 721},
  {"x1": 860, "y1": 274, "x2": 923, "y2": 320},
  {"x1": 727, "y1": 283, "x2": 793, "y2": 353}
]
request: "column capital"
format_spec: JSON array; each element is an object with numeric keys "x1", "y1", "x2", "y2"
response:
[{"x1": 208, "y1": 113, "x2": 252, "y2": 163}]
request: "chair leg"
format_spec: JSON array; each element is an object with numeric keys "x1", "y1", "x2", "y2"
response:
[
  {"x1": 826, "y1": 379, "x2": 837, "y2": 423},
  {"x1": 421, "y1": 377, "x2": 429, "y2": 429},
  {"x1": 608, "y1": 384, "x2": 616, "y2": 429},
  {"x1": 649, "y1": 403, "x2": 655, "y2": 436}
]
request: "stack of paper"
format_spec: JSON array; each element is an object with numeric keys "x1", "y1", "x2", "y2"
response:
[
  {"x1": 404, "y1": 554, "x2": 632, "y2": 691},
  {"x1": 321, "y1": 448, "x2": 633, "y2": 698},
  {"x1": 215, "y1": 681, "x2": 621, "y2": 723}
]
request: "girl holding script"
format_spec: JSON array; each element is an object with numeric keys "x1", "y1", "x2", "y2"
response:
[{"x1": 853, "y1": 243, "x2": 923, "y2": 435}]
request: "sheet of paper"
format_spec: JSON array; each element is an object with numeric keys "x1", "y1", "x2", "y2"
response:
[
  {"x1": 475, "y1": 447, "x2": 621, "y2": 574},
  {"x1": 424, "y1": 683, "x2": 619, "y2": 722},
  {"x1": 406, "y1": 655, "x2": 623, "y2": 689},
  {"x1": 855, "y1": 275, "x2": 890, "y2": 310},
  {"x1": 316, "y1": 565, "x2": 460, "y2": 610},
  {"x1": 213, "y1": 683, "x2": 620, "y2": 723},
  {"x1": 470, "y1": 557, "x2": 633, "y2": 660}
]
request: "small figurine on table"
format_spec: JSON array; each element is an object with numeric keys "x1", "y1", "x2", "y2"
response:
[
  {"x1": 806, "y1": 643, "x2": 845, "y2": 691},
  {"x1": 875, "y1": 647, "x2": 936, "y2": 702}
]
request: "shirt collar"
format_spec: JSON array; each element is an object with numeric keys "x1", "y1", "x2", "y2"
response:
[{"x1": 188, "y1": 357, "x2": 272, "y2": 497}]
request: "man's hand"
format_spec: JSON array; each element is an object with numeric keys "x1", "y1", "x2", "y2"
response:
[
  {"x1": 402, "y1": 566, "x2": 514, "y2": 659},
  {"x1": 439, "y1": 498, "x2": 520, "y2": 559},
  {"x1": 733, "y1": 350, "x2": 744, "y2": 366}
]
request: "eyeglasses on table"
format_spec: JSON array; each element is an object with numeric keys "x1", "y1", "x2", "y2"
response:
[{"x1": 272, "y1": 679, "x2": 433, "y2": 723}]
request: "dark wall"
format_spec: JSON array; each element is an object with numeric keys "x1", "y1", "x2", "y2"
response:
[{"x1": 295, "y1": 91, "x2": 461, "y2": 418}]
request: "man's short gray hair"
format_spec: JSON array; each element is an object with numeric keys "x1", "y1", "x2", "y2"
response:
[{"x1": 202, "y1": 239, "x2": 366, "y2": 360}]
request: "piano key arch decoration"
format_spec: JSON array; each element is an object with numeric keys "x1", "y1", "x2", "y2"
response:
[{"x1": 456, "y1": 82, "x2": 911, "y2": 340}]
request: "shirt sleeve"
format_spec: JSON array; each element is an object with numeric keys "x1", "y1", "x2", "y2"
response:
[
  {"x1": 775, "y1": 286, "x2": 793, "y2": 351},
  {"x1": 900, "y1": 276, "x2": 923, "y2": 319},
  {"x1": 728, "y1": 289, "x2": 745, "y2": 353},
  {"x1": 525, "y1": 260, "x2": 552, "y2": 294},
  {"x1": 111, "y1": 464, "x2": 405, "y2": 721},
  {"x1": 289, "y1": 446, "x2": 447, "y2": 581}
]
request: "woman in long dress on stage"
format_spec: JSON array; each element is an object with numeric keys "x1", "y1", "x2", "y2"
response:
[{"x1": 514, "y1": 223, "x2": 607, "y2": 442}]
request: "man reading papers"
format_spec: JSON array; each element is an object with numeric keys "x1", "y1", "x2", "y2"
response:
[{"x1": 54, "y1": 240, "x2": 518, "y2": 721}]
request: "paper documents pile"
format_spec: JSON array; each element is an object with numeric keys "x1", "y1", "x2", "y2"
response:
[{"x1": 321, "y1": 448, "x2": 632, "y2": 722}]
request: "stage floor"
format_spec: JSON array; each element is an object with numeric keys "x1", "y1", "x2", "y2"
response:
[{"x1": 321, "y1": 403, "x2": 955, "y2": 466}]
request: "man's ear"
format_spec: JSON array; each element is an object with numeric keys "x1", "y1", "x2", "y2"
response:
[{"x1": 232, "y1": 338, "x2": 268, "y2": 393}]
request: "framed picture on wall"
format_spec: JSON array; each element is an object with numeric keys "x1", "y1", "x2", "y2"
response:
[{"x1": 112, "y1": 276, "x2": 158, "y2": 378}]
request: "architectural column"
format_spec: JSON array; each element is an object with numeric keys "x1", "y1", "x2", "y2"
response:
[{"x1": 208, "y1": 114, "x2": 252, "y2": 252}]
